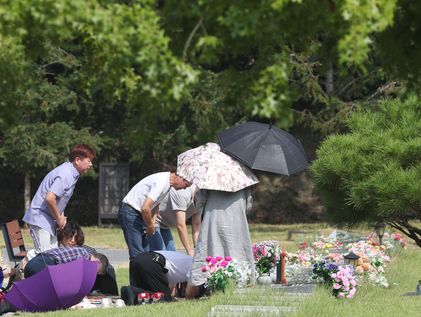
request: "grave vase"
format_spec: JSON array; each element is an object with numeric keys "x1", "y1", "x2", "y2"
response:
[
  {"x1": 257, "y1": 273, "x2": 272, "y2": 285},
  {"x1": 269, "y1": 268, "x2": 277, "y2": 283}
]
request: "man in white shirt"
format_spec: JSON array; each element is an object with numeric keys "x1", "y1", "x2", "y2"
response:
[
  {"x1": 121, "y1": 251, "x2": 193, "y2": 305},
  {"x1": 118, "y1": 172, "x2": 191, "y2": 262}
]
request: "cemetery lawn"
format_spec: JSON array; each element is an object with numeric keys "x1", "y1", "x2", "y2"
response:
[
  {"x1": 17, "y1": 223, "x2": 339, "y2": 251},
  {"x1": 14, "y1": 225, "x2": 421, "y2": 317},
  {"x1": 295, "y1": 246, "x2": 421, "y2": 317}
]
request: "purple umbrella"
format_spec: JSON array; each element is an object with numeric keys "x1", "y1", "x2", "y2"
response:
[{"x1": 5, "y1": 258, "x2": 97, "y2": 312}]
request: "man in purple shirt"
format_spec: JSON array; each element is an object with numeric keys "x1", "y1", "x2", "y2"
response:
[{"x1": 23, "y1": 144, "x2": 96, "y2": 252}]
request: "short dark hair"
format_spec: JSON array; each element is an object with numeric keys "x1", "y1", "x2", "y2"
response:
[
  {"x1": 57, "y1": 221, "x2": 85, "y2": 246},
  {"x1": 95, "y1": 253, "x2": 109, "y2": 275},
  {"x1": 69, "y1": 144, "x2": 96, "y2": 162}
]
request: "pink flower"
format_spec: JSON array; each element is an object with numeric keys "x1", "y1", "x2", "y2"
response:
[
  {"x1": 225, "y1": 256, "x2": 232, "y2": 262},
  {"x1": 337, "y1": 292, "x2": 345, "y2": 298},
  {"x1": 216, "y1": 256, "x2": 223, "y2": 261},
  {"x1": 220, "y1": 261, "x2": 228, "y2": 268},
  {"x1": 201, "y1": 266, "x2": 208, "y2": 272},
  {"x1": 347, "y1": 288, "x2": 356, "y2": 298},
  {"x1": 210, "y1": 258, "x2": 218, "y2": 265},
  {"x1": 333, "y1": 283, "x2": 341, "y2": 290},
  {"x1": 205, "y1": 256, "x2": 212, "y2": 262}
]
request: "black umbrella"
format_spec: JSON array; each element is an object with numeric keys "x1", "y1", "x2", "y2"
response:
[{"x1": 218, "y1": 121, "x2": 309, "y2": 175}]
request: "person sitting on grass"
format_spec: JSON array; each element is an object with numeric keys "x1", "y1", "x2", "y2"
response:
[
  {"x1": 13, "y1": 221, "x2": 118, "y2": 295},
  {"x1": 0, "y1": 247, "x2": 107, "y2": 316},
  {"x1": 57, "y1": 221, "x2": 119, "y2": 296},
  {"x1": 24, "y1": 246, "x2": 107, "y2": 278}
]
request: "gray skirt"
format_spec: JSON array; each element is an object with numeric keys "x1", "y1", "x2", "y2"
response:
[{"x1": 189, "y1": 189, "x2": 255, "y2": 286}]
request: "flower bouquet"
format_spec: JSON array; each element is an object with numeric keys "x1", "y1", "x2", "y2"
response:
[
  {"x1": 312, "y1": 261, "x2": 339, "y2": 285},
  {"x1": 252, "y1": 240, "x2": 280, "y2": 276},
  {"x1": 313, "y1": 261, "x2": 357, "y2": 299},
  {"x1": 347, "y1": 240, "x2": 391, "y2": 288},
  {"x1": 331, "y1": 266, "x2": 357, "y2": 298},
  {"x1": 202, "y1": 256, "x2": 240, "y2": 292}
]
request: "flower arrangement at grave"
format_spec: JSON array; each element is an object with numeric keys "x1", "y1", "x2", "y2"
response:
[
  {"x1": 289, "y1": 232, "x2": 404, "y2": 286},
  {"x1": 252, "y1": 240, "x2": 280, "y2": 276},
  {"x1": 312, "y1": 261, "x2": 357, "y2": 299},
  {"x1": 202, "y1": 256, "x2": 251, "y2": 292},
  {"x1": 390, "y1": 233, "x2": 406, "y2": 248},
  {"x1": 347, "y1": 240, "x2": 392, "y2": 288},
  {"x1": 379, "y1": 232, "x2": 407, "y2": 250},
  {"x1": 311, "y1": 236, "x2": 344, "y2": 253}
]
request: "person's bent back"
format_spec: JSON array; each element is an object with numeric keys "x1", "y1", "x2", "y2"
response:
[{"x1": 24, "y1": 246, "x2": 105, "y2": 278}]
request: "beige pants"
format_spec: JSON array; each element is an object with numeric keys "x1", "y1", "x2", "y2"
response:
[{"x1": 28, "y1": 225, "x2": 58, "y2": 252}]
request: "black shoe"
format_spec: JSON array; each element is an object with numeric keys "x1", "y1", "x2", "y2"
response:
[
  {"x1": 120, "y1": 286, "x2": 136, "y2": 306},
  {"x1": 0, "y1": 301, "x2": 17, "y2": 315},
  {"x1": 198, "y1": 284, "x2": 212, "y2": 298}
]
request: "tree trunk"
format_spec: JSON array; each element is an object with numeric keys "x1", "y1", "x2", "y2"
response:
[
  {"x1": 325, "y1": 61, "x2": 334, "y2": 95},
  {"x1": 24, "y1": 173, "x2": 31, "y2": 213}
]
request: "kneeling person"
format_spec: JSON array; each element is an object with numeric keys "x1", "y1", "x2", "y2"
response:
[{"x1": 122, "y1": 251, "x2": 193, "y2": 305}]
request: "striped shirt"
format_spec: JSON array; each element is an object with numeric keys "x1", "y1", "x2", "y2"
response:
[{"x1": 44, "y1": 247, "x2": 91, "y2": 264}]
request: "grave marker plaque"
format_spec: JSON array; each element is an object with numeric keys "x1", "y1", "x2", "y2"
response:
[{"x1": 98, "y1": 163, "x2": 129, "y2": 225}]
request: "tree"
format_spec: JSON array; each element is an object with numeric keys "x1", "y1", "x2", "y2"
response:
[
  {"x1": 159, "y1": 0, "x2": 398, "y2": 131},
  {"x1": 311, "y1": 96, "x2": 421, "y2": 247},
  {"x1": 0, "y1": 0, "x2": 197, "y2": 159},
  {"x1": 0, "y1": 123, "x2": 103, "y2": 212},
  {"x1": 0, "y1": 0, "x2": 202, "y2": 217}
]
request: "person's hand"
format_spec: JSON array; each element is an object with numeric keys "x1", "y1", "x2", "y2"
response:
[
  {"x1": 56, "y1": 214, "x2": 67, "y2": 229},
  {"x1": 187, "y1": 249, "x2": 195, "y2": 257},
  {"x1": 146, "y1": 225, "x2": 156, "y2": 236}
]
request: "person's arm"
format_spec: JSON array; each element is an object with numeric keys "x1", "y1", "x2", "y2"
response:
[
  {"x1": 175, "y1": 211, "x2": 194, "y2": 256},
  {"x1": 190, "y1": 212, "x2": 201, "y2": 248},
  {"x1": 151, "y1": 205, "x2": 159, "y2": 228},
  {"x1": 141, "y1": 197, "x2": 156, "y2": 236},
  {"x1": 185, "y1": 284, "x2": 200, "y2": 299},
  {"x1": 45, "y1": 192, "x2": 67, "y2": 229}
]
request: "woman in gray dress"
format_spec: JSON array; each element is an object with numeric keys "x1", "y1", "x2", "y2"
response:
[{"x1": 186, "y1": 188, "x2": 255, "y2": 298}]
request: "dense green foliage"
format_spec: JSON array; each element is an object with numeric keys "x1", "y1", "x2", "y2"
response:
[
  {"x1": 311, "y1": 96, "x2": 421, "y2": 246},
  {"x1": 1, "y1": 0, "x2": 421, "y2": 224},
  {"x1": 0, "y1": 0, "x2": 197, "y2": 164},
  {"x1": 0, "y1": 0, "x2": 418, "y2": 168}
]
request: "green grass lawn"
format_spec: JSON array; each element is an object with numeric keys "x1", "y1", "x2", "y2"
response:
[
  {"x1": 10, "y1": 222, "x2": 338, "y2": 251},
  {"x1": 20, "y1": 245, "x2": 421, "y2": 317},
  {"x1": 4, "y1": 223, "x2": 420, "y2": 317},
  {"x1": 294, "y1": 247, "x2": 421, "y2": 317}
]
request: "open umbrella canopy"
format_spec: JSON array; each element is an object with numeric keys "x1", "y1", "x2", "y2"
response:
[
  {"x1": 218, "y1": 121, "x2": 309, "y2": 175},
  {"x1": 5, "y1": 258, "x2": 97, "y2": 312},
  {"x1": 177, "y1": 142, "x2": 259, "y2": 192}
]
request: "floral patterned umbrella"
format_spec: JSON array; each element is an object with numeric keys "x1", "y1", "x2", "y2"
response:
[{"x1": 177, "y1": 142, "x2": 259, "y2": 192}]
